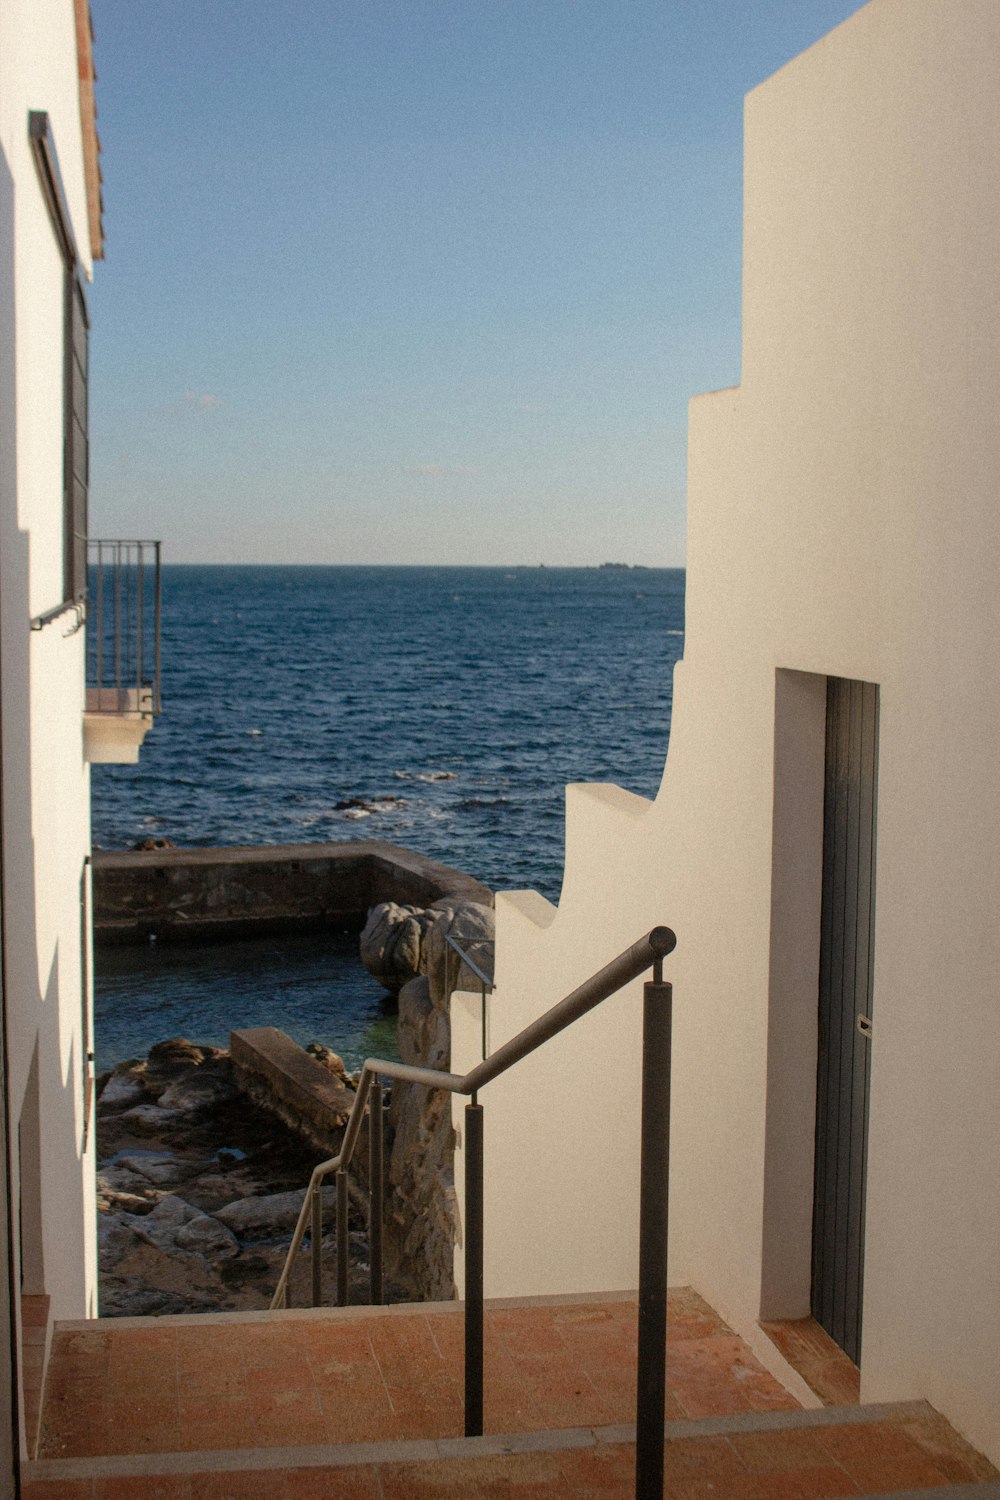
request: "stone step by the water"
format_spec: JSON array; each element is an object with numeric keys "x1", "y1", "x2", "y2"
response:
[{"x1": 230, "y1": 1026, "x2": 356, "y2": 1153}]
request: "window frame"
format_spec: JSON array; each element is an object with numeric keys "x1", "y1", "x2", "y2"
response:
[{"x1": 28, "y1": 111, "x2": 90, "y2": 606}]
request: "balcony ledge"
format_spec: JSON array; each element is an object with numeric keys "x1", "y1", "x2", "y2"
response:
[{"x1": 83, "y1": 686, "x2": 154, "y2": 764}]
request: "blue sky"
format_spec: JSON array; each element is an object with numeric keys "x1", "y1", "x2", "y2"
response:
[{"x1": 88, "y1": 0, "x2": 866, "y2": 566}]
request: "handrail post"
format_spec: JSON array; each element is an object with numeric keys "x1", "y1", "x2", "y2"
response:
[
  {"x1": 113, "y1": 541, "x2": 122, "y2": 704},
  {"x1": 480, "y1": 980, "x2": 487, "y2": 1061},
  {"x1": 153, "y1": 542, "x2": 162, "y2": 714},
  {"x1": 369, "y1": 1078, "x2": 383, "y2": 1305},
  {"x1": 135, "y1": 541, "x2": 144, "y2": 707},
  {"x1": 635, "y1": 964, "x2": 672, "y2": 1500},
  {"x1": 464, "y1": 1094, "x2": 484, "y2": 1437},
  {"x1": 310, "y1": 1184, "x2": 322, "y2": 1307},
  {"x1": 336, "y1": 1169, "x2": 349, "y2": 1306},
  {"x1": 94, "y1": 542, "x2": 104, "y2": 692}
]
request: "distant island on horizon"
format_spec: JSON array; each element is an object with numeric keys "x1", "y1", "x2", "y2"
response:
[{"x1": 154, "y1": 560, "x2": 680, "y2": 570}]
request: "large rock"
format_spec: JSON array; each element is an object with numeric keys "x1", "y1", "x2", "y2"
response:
[
  {"x1": 98, "y1": 1068, "x2": 148, "y2": 1111},
  {"x1": 382, "y1": 974, "x2": 454, "y2": 1301},
  {"x1": 97, "y1": 1181, "x2": 154, "y2": 1216},
  {"x1": 148, "y1": 1039, "x2": 225, "y2": 1067},
  {"x1": 115, "y1": 1153, "x2": 204, "y2": 1187},
  {"x1": 157, "y1": 1073, "x2": 240, "y2": 1115},
  {"x1": 175, "y1": 1214, "x2": 241, "y2": 1259},
  {"x1": 372, "y1": 903, "x2": 492, "y2": 1301},
  {"x1": 394, "y1": 975, "x2": 449, "y2": 1074},
  {"x1": 359, "y1": 897, "x2": 494, "y2": 1002},
  {"x1": 118, "y1": 1103, "x2": 176, "y2": 1133},
  {"x1": 306, "y1": 1043, "x2": 351, "y2": 1081},
  {"x1": 395, "y1": 974, "x2": 434, "y2": 1067},
  {"x1": 97, "y1": 1163, "x2": 160, "y2": 1199},
  {"x1": 359, "y1": 903, "x2": 436, "y2": 993},
  {"x1": 122, "y1": 1194, "x2": 200, "y2": 1253},
  {"x1": 98, "y1": 1214, "x2": 140, "y2": 1271},
  {"x1": 214, "y1": 1186, "x2": 336, "y2": 1238},
  {"x1": 100, "y1": 1285, "x2": 214, "y2": 1318}
]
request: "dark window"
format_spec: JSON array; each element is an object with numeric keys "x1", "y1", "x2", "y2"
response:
[
  {"x1": 64, "y1": 271, "x2": 89, "y2": 602},
  {"x1": 28, "y1": 111, "x2": 89, "y2": 605}
]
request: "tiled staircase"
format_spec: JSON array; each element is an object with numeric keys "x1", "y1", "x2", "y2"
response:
[{"x1": 23, "y1": 1289, "x2": 1000, "y2": 1499}]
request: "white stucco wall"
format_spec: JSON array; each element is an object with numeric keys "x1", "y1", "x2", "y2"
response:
[
  {"x1": 454, "y1": 0, "x2": 1000, "y2": 1465},
  {"x1": 0, "y1": 0, "x2": 98, "y2": 1386}
]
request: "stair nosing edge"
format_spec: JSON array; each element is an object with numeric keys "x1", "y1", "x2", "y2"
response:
[
  {"x1": 22, "y1": 1401, "x2": 939, "y2": 1482},
  {"x1": 55, "y1": 1286, "x2": 644, "y2": 1333}
]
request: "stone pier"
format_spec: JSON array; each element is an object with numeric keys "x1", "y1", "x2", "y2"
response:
[{"x1": 91, "y1": 839, "x2": 492, "y2": 945}]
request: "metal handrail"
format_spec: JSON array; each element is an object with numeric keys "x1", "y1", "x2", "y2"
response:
[
  {"x1": 444, "y1": 931, "x2": 494, "y2": 1060},
  {"x1": 271, "y1": 918, "x2": 680, "y2": 1494},
  {"x1": 444, "y1": 932, "x2": 495, "y2": 992},
  {"x1": 270, "y1": 924, "x2": 676, "y2": 1500},
  {"x1": 270, "y1": 925, "x2": 673, "y2": 1305}
]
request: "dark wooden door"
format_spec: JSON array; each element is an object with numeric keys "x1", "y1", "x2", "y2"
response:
[{"x1": 811, "y1": 676, "x2": 878, "y2": 1365}]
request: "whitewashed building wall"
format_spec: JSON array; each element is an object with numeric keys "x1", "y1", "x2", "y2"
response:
[
  {"x1": 0, "y1": 0, "x2": 99, "y2": 1441},
  {"x1": 453, "y1": 0, "x2": 1000, "y2": 1467}
]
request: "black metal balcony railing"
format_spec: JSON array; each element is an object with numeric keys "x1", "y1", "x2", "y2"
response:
[{"x1": 86, "y1": 540, "x2": 162, "y2": 717}]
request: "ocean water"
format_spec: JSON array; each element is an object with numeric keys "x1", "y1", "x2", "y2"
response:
[
  {"x1": 92, "y1": 566, "x2": 685, "y2": 1065},
  {"x1": 93, "y1": 933, "x2": 398, "y2": 1075}
]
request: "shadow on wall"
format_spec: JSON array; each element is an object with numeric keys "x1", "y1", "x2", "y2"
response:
[{"x1": 1, "y1": 141, "x2": 89, "y2": 1329}]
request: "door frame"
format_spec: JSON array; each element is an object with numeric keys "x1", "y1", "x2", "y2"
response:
[
  {"x1": 811, "y1": 676, "x2": 878, "y2": 1365},
  {"x1": 760, "y1": 670, "x2": 828, "y2": 1322}
]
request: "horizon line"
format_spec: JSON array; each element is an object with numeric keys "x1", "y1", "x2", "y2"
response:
[{"x1": 151, "y1": 560, "x2": 687, "y2": 570}]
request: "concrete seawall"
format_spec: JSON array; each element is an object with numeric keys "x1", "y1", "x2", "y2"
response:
[{"x1": 91, "y1": 840, "x2": 492, "y2": 945}]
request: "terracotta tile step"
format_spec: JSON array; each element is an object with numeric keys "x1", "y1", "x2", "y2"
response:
[
  {"x1": 22, "y1": 1401, "x2": 1000, "y2": 1499},
  {"x1": 761, "y1": 1316, "x2": 863, "y2": 1407},
  {"x1": 31, "y1": 1294, "x2": 999, "y2": 1495},
  {"x1": 37, "y1": 1290, "x2": 801, "y2": 1461}
]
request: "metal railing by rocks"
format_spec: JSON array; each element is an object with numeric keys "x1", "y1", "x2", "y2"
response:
[{"x1": 444, "y1": 931, "x2": 493, "y2": 1060}]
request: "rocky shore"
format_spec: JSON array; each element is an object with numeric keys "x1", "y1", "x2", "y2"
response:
[
  {"x1": 95, "y1": 893, "x2": 495, "y2": 1317},
  {"x1": 96, "y1": 1039, "x2": 389, "y2": 1316}
]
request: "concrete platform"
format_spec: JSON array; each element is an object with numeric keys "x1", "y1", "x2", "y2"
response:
[{"x1": 92, "y1": 840, "x2": 492, "y2": 945}]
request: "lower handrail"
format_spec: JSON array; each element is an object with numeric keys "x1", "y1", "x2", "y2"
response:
[
  {"x1": 269, "y1": 925, "x2": 677, "y2": 1500},
  {"x1": 269, "y1": 925, "x2": 674, "y2": 1311}
]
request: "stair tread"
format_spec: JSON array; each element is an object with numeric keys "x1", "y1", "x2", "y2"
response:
[
  {"x1": 28, "y1": 1291, "x2": 998, "y2": 1496},
  {"x1": 23, "y1": 1414, "x2": 1000, "y2": 1498},
  {"x1": 37, "y1": 1289, "x2": 799, "y2": 1461}
]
